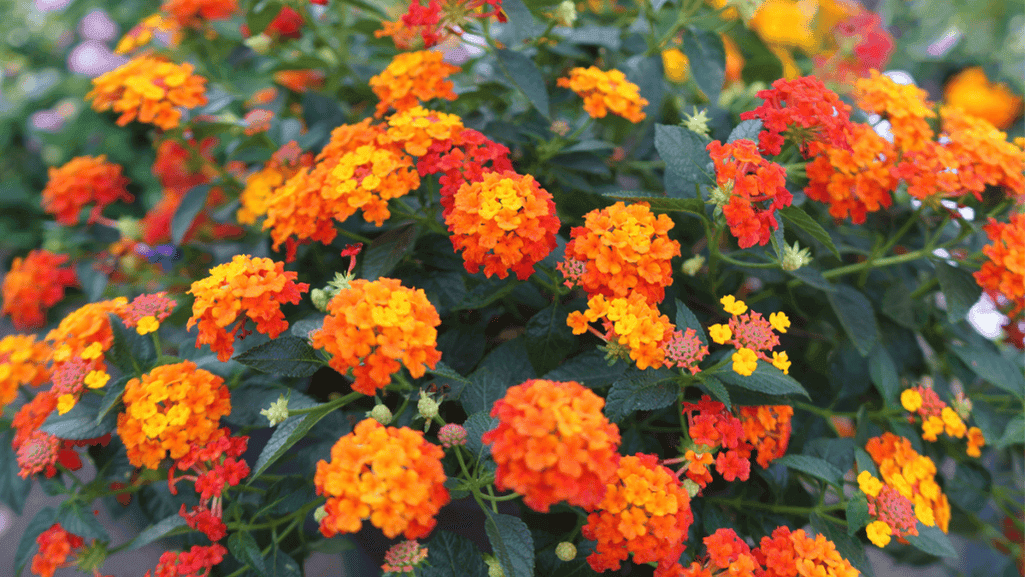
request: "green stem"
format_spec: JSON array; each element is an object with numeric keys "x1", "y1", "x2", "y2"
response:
[
  {"x1": 706, "y1": 497, "x2": 845, "y2": 517},
  {"x1": 717, "y1": 252, "x2": 779, "y2": 269},
  {"x1": 289, "y1": 391, "x2": 361, "y2": 415}
]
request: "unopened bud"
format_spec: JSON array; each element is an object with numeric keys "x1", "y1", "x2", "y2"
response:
[
  {"x1": 709, "y1": 180, "x2": 733, "y2": 209},
  {"x1": 485, "y1": 556, "x2": 504, "y2": 577},
  {"x1": 260, "y1": 395, "x2": 290, "y2": 426},
  {"x1": 550, "y1": 120, "x2": 570, "y2": 136},
  {"x1": 243, "y1": 33, "x2": 272, "y2": 54},
  {"x1": 682, "y1": 478, "x2": 701, "y2": 498},
  {"x1": 681, "y1": 255, "x2": 705, "y2": 276},
  {"x1": 116, "y1": 217, "x2": 143, "y2": 241},
  {"x1": 313, "y1": 505, "x2": 328, "y2": 523},
  {"x1": 311, "y1": 288, "x2": 331, "y2": 312},
  {"x1": 553, "y1": 0, "x2": 577, "y2": 26},
  {"x1": 418, "y1": 394, "x2": 439, "y2": 421},
  {"x1": 682, "y1": 107, "x2": 711, "y2": 136},
  {"x1": 368, "y1": 404, "x2": 393, "y2": 425},
  {"x1": 781, "y1": 242, "x2": 813, "y2": 272},
  {"x1": 555, "y1": 542, "x2": 577, "y2": 561},
  {"x1": 438, "y1": 423, "x2": 468, "y2": 448}
]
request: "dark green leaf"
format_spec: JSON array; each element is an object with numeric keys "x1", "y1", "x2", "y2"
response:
[
  {"x1": 773, "y1": 455, "x2": 844, "y2": 486},
  {"x1": 57, "y1": 500, "x2": 110, "y2": 542},
  {"x1": 268, "y1": 547, "x2": 302, "y2": 577},
  {"x1": 249, "y1": 400, "x2": 332, "y2": 482},
  {"x1": 906, "y1": 525, "x2": 958, "y2": 558},
  {"x1": 76, "y1": 262, "x2": 108, "y2": 301},
  {"x1": 171, "y1": 184, "x2": 211, "y2": 245},
  {"x1": 787, "y1": 266, "x2": 836, "y2": 292},
  {"x1": 881, "y1": 282, "x2": 916, "y2": 329},
  {"x1": 674, "y1": 299, "x2": 707, "y2": 346},
  {"x1": 948, "y1": 341, "x2": 1025, "y2": 398},
  {"x1": 543, "y1": 349, "x2": 628, "y2": 388},
  {"x1": 0, "y1": 430, "x2": 31, "y2": 514},
  {"x1": 947, "y1": 462, "x2": 991, "y2": 513},
  {"x1": 96, "y1": 375, "x2": 130, "y2": 426},
  {"x1": 715, "y1": 360, "x2": 810, "y2": 398},
  {"x1": 15, "y1": 507, "x2": 57, "y2": 576},
  {"x1": 461, "y1": 371, "x2": 509, "y2": 416},
  {"x1": 427, "y1": 361, "x2": 473, "y2": 385},
  {"x1": 868, "y1": 344, "x2": 899, "y2": 404},
  {"x1": 727, "y1": 119, "x2": 763, "y2": 143},
  {"x1": 654, "y1": 124, "x2": 713, "y2": 197},
  {"x1": 624, "y1": 53, "x2": 664, "y2": 116},
  {"x1": 828, "y1": 284, "x2": 879, "y2": 356},
  {"x1": 362, "y1": 223, "x2": 418, "y2": 281},
  {"x1": 456, "y1": 276, "x2": 519, "y2": 310},
  {"x1": 605, "y1": 368, "x2": 677, "y2": 422},
  {"x1": 810, "y1": 513, "x2": 875, "y2": 577},
  {"x1": 234, "y1": 336, "x2": 324, "y2": 377},
  {"x1": 682, "y1": 28, "x2": 725, "y2": 104},
  {"x1": 496, "y1": 49, "x2": 550, "y2": 118},
  {"x1": 846, "y1": 494, "x2": 870, "y2": 536},
  {"x1": 855, "y1": 448, "x2": 878, "y2": 476},
  {"x1": 126, "y1": 514, "x2": 188, "y2": 551},
  {"x1": 934, "y1": 261, "x2": 982, "y2": 323},
  {"x1": 996, "y1": 415, "x2": 1024, "y2": 448},
  {"x1": 603, "y1": 191, "x2": 706, "y2": 215},
  {"x1": 472, "y1": 338, "x2": 536, "y2": 387},
  {"x1": 106, "y1": 314, "x2": 156, "y2": 376},
  {"x1": 40, "y1": 393, "x2": 116, "y2": 440},
  {"x1": 421, "y1": 531, "x2": 489, "y2": 577},
  {"x1": 699, "y1": 375, "x2": 730, "y2": 411},
  {"x1": 524, "y1": 304, "x2": 576, "y2": 375},
  {"x1": 770, "y1": 215, "x2": 785, "y2": 261},
  {"x1": 289, "y1": 315, "x2": 325, "y2": 339},
  {"x1": 484, "y1": 512, "x2": 535, "y2": 577},
  {"x1": 228, "y1": 531, "x2": 268, "y2": 577},
  {"x1": 464, "y1": 411, "x2": 500, "y2": 460},
  {"x1": 778, "y1": 206, "x2": 840, "y2": 259}
]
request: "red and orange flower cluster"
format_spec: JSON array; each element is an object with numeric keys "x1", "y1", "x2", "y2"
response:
[
  {"x1": 558, "y1": 67, "x2": 649, "y2": 123},
  {"x1": 707, "y1": 138, "x2": 793, "y2": 248},
  {"x1": 0, "y1": 334, "x2": 50, "y2": 410},
  {"x1": 376, "y1": 0, "x2": 506, "y2": 50},
  {"x1": 31, "y1": 523, "x2": 85, "y2": 577},
  {"x1": 974, "y1": 213, "x2": 1025, "y2": 325},
  {"x1": 683, "y1": 526, "x2": 859, "y2": 577},
  {"x1": 188, "y1": 254, "x2": 309, "y2": 361},
  {"x1": 314, "y1": 418, "x2": 450, "y2": 539},
  {"x1": 87, "y1": 55, "x2": 208, "y2": 130},
  {"x1": 1, "y1": 249, "x2": 77, "y2": 330},
  {"x1": 41, "y1": 155, "x2": 132, "y2": 226}
]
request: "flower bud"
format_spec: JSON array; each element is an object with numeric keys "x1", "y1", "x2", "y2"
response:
[
  {"x1": 682, "y1": 107, "x2": 711, "y2": 136},
  {"x1": 781, "y1": 242, "x2": 813, "y2": 271},
  {"x1": 681, "y1": 255, "x2": 705, "y2": 276},
  {"x1": 485, "y1": 555, "x2": 504, "y2": 577},
  {"x1": 260, "y1": 395, "x2": 290, "y2": 426},
  {"x1": 116, "y1": 217, "x2": 143, "y2": 241},
  {"x1": 555, "y1": 542, "x2": 577, "y2": 562},
  {"x1": 243, "y1": 33, "x2": 272, "y2": 54},
  {"x1": 438, "y1": 423, "x2": 468, "y2": 448},
  {"x1": 311, "y1": 288, "x2": 331, "y2": 312},
  {"x1": 418, "y1": 394, "x2": 440, "y2": 420},
  {"x1": 313, "y1": 505, "x2": 328, "y2": 523},
  {"x1": 553, "y1": 1, "x2": 577, "y2": 26},
  {"x1": 682, "y1": 478, "x2": 701, "y2": 498},
  {"x1": 368, "y1": 404, "x2": 393, "y2": 425},
  {"x1": 709, "y1": 180, "x2": 733, "y2": 209}
]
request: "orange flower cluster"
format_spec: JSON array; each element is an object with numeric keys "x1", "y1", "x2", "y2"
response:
[
  {"x1": 582, "y1": 453, "x2": 693, "y2": 577},
  {"x1": 854, "y1": 70, "x2": 935, "y2": 152},
  {"x1": 805, "y1": 122, "x2": 898, "y2": 223},
  {"x1": 739, "y1": 405, "x2": 793, "y2": 468},
  {"x1": 707, "y1": 139, "x2": 792, "y2": 249},
  {"x1": 564, "y1": 202, "x2": 680, "y2": 303},
  {"x1": 41, "y1": 155, "x2": 132, "y2": 225},
  {"x1": 567, "y1": 293, "x2": 676, "y2": 370},
  {"x1": 31, "y1": 523, "x2": 84, "y2": 577},
  {"x1": 116, "y1": 13, "x2": 182, "y2": 55},
  {"x1": 45, "y1": 297, "x2": 129, "y2": 359},
  {"x1": 117, "y1": 361, "x2": 232, "y2": 469},
  {"x1": 274, "y1": 69, "x2": 325, "y2": 93},
  {"x1": 974, "y1": 214, "x2": 1025, "y2": 320},
  {"x1": 314, "y1": 418, "x2": 450, "y2": 539},
  {"x1": 557, "y1": 67, "x2": 648, "y2": 123},
  {"x1": 385, "y1": 106, "x2": 464, "y2": 157},
  {"x1": 238, "y1": 142, "x2": 315, "y2": 225},
  {"x1": 445, "y1": 171, "x2": 560, "y2": 280},
  {"x1": 943, "y1": 66, "x2": 1023, "y2": 131},
  {"x1": 87, "y1": 55, "x2": 208, "y2": 130},
  {"x1": 900, "y1": 385, "x2": 984, "y2": 456},
  {"x1": 311, "y1": 278, "x2": 442, "y2": 395},
  {"x1": 369, "y1": 50, "x2": 460, "y2": 118},
  {"x1": 866, "y1": 432, "x2": 951, "y2": 532},
  {"x1": 482, "y1": 379, "x2": 621, "y2": 512},
  {"x1": 0, "y1": 334, "x2": 50, "y2": 409},
  {"x1": 188, "y1": 255, "x2": 309, "y2": 361},
  {"x1": 755, "y1": 526, "x2": 860, "y2": 577},
  {"x1": 708, "y1": 295, "x2": 791, "y2": 376},
  {"x1": 938, "y1": 106, "x2": 1025, "y2": 198},
  {"x1": 325, "y1": 142, "x2": 419, "y2": 227},
  {"x1": 1, "y1": 249, "x2": 77, "y2": 330},
  {"x1": 162, "y1": 0, "x2": 239, "y2": 26}
]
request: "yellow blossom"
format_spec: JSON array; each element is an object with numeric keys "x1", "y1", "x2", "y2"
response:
[
  {"x1": 731, "y1": 347, "x2": 758, "y2": 376},
  {"x1": 771, "y1": 351, "x2": 790, "y2": 374},
  {"x1": 921, "y1": 416, "x2": 943, "y2": 442},
  {"x1": 858, "y1": 471, "x2": 883, "y2": 498},
  {"x1": 940, "y1": 407, "x2": 966, "y2": 438},
  {"x1": 720, "y1": 294, "x2": 748, "y2": 315},
  {"x1": 709, "y1": 324, "x2": 733, "y2": 345},
  {"x1": 135, "y1": 316, "x2": 159, "y2": 335},
  {"x1": 81, "y1": 342, "x2": 104, "y2": 360},
  {"x1": 901, "y1": 389, "x2": 922, "y2": 412},
  {"x1": 57, "y1": 394, "x2": 76, "y2": 415},
  {"x1": 769, "y1": 311, "x2": 789, "y2": 333},
  {"x1": 84, "y1": 370, "x2": 110, "y2": 389},
  {"x1": 866, "y1": 520, "x2": 892, "y2": 547},
  {"x1": 914, "y1": 495, "x2": 936, "y2": 526}
]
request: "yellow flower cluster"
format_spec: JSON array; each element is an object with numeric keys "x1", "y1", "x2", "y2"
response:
[
  {"x1": 557, "y1": 67, "x2": 648, "y2": 123},
  {"x1": 708, "y1": 295, "x2": 790, "y2": 376},
  {"x1": 86, "y1": 55, "x2": 208, "y2": 130},
  {"x1": 567, "y1": 293, "x2": 675, "y2": 370}
]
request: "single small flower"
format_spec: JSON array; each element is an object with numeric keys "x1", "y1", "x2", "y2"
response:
[
  {"x1": 966, "y1": 427, "x2": 985, "y2": 457},
  {"x1": 709, "y1": 324, "x2": 733, "y2": 345},
  {"x1": 57, "y1": 394, "x2": 76, "y2": 415},
  {"x1": 858, "y1": 471, "x2": 883, "y2": 498},
  {"x1": 768, "y1": 312, "x2": 790, "y2": 333},
  {"x1": 135, "y1": 316, "x2": 160, "y2": 335},
  {"x1": 84, "y1": 370, "x2": 110, "y2": 389},
  {"x1": 261, "y1": 395, "x2": 290, "y2": 426},
  {"x1": 731, "y1": 347, "x2": 758, "y2": 376},
  {"x1": 721, "y1": 295, "x2": 748, "y2": 316},
  {"x1": 770, "y1": 351, "x2": 790, "y2": 374},
  {"x1": 901, "y1": 388, "x2": 923, "y2": 412}
]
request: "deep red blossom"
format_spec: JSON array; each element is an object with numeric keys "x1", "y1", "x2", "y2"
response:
[
  {"x1": 707, "y1": 139, "x2": 792, "y2": 249},
  {"x1": 740, "y1": 76, "x2": 854, "y2": 157}
]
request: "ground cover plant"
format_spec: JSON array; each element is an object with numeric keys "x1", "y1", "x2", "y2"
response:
[{"x1": 0, "y1": 0, "x2": 1023, "y2": 576}]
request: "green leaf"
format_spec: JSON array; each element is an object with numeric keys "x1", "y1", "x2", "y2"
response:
[
  {"x1": 934, "y1": 261, "x2": 982, "y2": 323},
  {"x1": 0, "y1": 430, "x2": 31, "y2": 514},
  {"x1": 787, "y1": 267, "x2": 836, "y2": 292},
  {"x1": 171, "y1": 184, "x2": 211, "y2": 245},
  {"x1": 484, "y1": 512, "x2": 535, "y2": 577},
  {"x1": 456, "y1": 276, "x2": 519, "y2": 311},
  {"x1": 682, "y1": 27, "x2": 725, "y2": 104},
  {"x1": 228, "y1": 531, "x2": 268, "y2": 577},
  {"x1": 778, "y1": 206, "x2": 841, "y2": 259},
  {"x1": 906, "y1": 525, "x2": 958, "y2": 558},
  {"x1": 362, "y1": 223, "x2": 418, "y2": 281},
  {"x1": 461, "y1": 371, "x2": 509, "y2": 416},
  {"x1": 605, "y1": 368, "x2": 677, "y2": 422},
  {"x1": 654, "y1": 124, "x2": 713, "y2": 197},
  {"x1": 421, "y1": 531, "x2": 489, "y2": 577},
  {"x1": 773, "y1": 455, "x2": 844, "y2": 486},
  {"x1": 524, "y1": 303, "x2": 576, "y2": 375},
  {"x1": 770, "y1": 215, "x2": 785, "y2": 261},
  {"x1": 827, "y1": 284, "x2": 879, "y2": 356},
  {"x1": 855, "y1": 448, "x2": 878, "y2": 477},
  {"x1": 234, "y1": 336, "x2": 325, "y2": 378},
  {"x1": 427, "y1": 361, "x2": 473, "y2": 385},
  {"x1": 674, "y1": 299, "x2": 707, "y2": 346},
  {"x1": 727, "y1": 119, "x2": 763, "y2": 143},
  {"x1": 996, "y1": 414, "x2": 1024, "y2": 448},
  {"x1": 947, "y1": 340, "x2": 1025, "y2": 398},
  {"x1": 846, "y1": 494, "x2": 871, "y2": 536},
  {"x1": 14, "y1": 507, "x2": 57, "y2": 576},
  {"x1": 464, "y1": 411, "x2": 500, "y2": 460},
  {"x1": 106, "y1": 314, "x2": 156, "y2": 376},
  {"x1": 126, "y1": 514, "x2": 188, "y2": 551},
  {"x1": 76, "y1": 262, "x2": 108, "y2": 301},
  {"x1": 57, "y1": 500, "x2": 110, "y2": 542},
  {"x1": 268, "y1": 546, "x2": 302, "y2": 577},
  {"x1": 946, "y1": 462, "x2": 992, "y2": 513},
  {"x1": 867, "y1": 344, "x2": 899, "y2": 405},
  {"x1": 714, "y1": 360, "x2": 810, "y2": 398},
  {"x1": 810, "y1": 513, "x2": 875, "y2": 577},
  {"x1": 289, "y1": 315, "x2": 325, "y2": 339},
  {"x1": 496, "y1": 49, "x2": 550, "y2": 118},
  {"x1": 881, "y1": 282, "x2": 916, "y2": 329},
  {"x1": 602, "y1": 191, "x2": 706, "y2": 215},
  {"x1": 248, "y1": 400, "x2": 332, "y2": 482},
  {"x1": 699, "y1": 375, "x2": 730, "y2": 411},
  {"x1": 543, "y1": 349, "x2": 627, "y2": 388},
  {"x1": 96, "y1": 375, "x2": 129, "y2": 426},
  {"x1": 40, "y1": 393, "x2": 116, "y2": 440}
]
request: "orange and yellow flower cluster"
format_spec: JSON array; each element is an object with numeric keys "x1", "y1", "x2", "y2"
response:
[
  {"x1": 707, "y1": 139, "x2": 793, "y2": 249},
  {"x1": 117, "y1": 361, "x2": 232, "y2": 470},
  {"x1": 901, "y1": 385, "x2": 984, "y2": 456},
  {"x1": 0, "y1": 334, "x2": 50, "y2": 409},
  {"x1": 188, "y1": 255, "x2": 309, "y2": 361},
  {"x1": 739, "y1": 404, "x2": 794, "y2": 469},
  {"x1": 568, "y1": 293, "x2": 676, "y2": 370},
  {"x1": 1, "y1": 249, "x2": 77, "y2": 330},
  {"x1": 708, "y1": 294, "x2": 791, "y2": 376},
  {"x1": 87, "y1": 54, "x2": 208, "y2": 130},
  {"x1": 238, "y1": 142, "x2": 315, "y2": 226},
  {"x1": 866, "y1": 432, "x2": 951, "y2": 534},
  {"x1": 482, "y1": 379, "x2": 621, "y2": 512},
  {"x1": 311, "y1": 278, "x2": 441, "y2": 395},
  {"x1": 445, "y1": 171, "x2": 559, "y2": 280},
  {"x1": 684, "y1": 526, "x2": 859, "y2": 577},
  {"x1": 314, "y1": 418, "x2": 450, "y2": 539},
  {"x1": 41, "y1": 155, "x2": 132, "y2": 225},
  {"x1": 974, "y1": 214, "x2": 1025, "y2": 321},
  {"x1": 369, "y1": 50, "x2": 460, "y2": 118},
  {"x1": 857, "y1": 469, "x2": 920, "y2": 547},
  {"x1": 558, "y1": 67, "x2": 648, "y2": 123}
]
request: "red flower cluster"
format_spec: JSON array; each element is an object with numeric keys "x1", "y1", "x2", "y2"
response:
[
  {"x1": 680, "y1": 396, "x2": 754, "y2": 487},
  {"x1": 146, "y1": 545, "x2": 228, "y2": 577},
  {"x1": 31, "y1": 524, "x2": 85, "y2": 577},
  {"x1": 707, "y1": 139, "x2": 792, "y2": 248},
  {"x1": 1, "y1": 249, "x2": 77, "y2": 330},
  {"x1": 41, "y1": 155, "x2": 132, "y2": 225},
  {"x1": 167, "y1": 429, "x2": 250, "y2": 544},
  {"x1": 417, "y1": 128, "x2": 513, "y2": 215},
  {"x1": 377, "y1": 0, "x2": 506, "y2": 49},
  {"x1": 739, "y1": 76, "x2": 854, "y2": 157},
  {"x1": 974, "y1": 214, "x2": 1025, "y2": 320}
]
